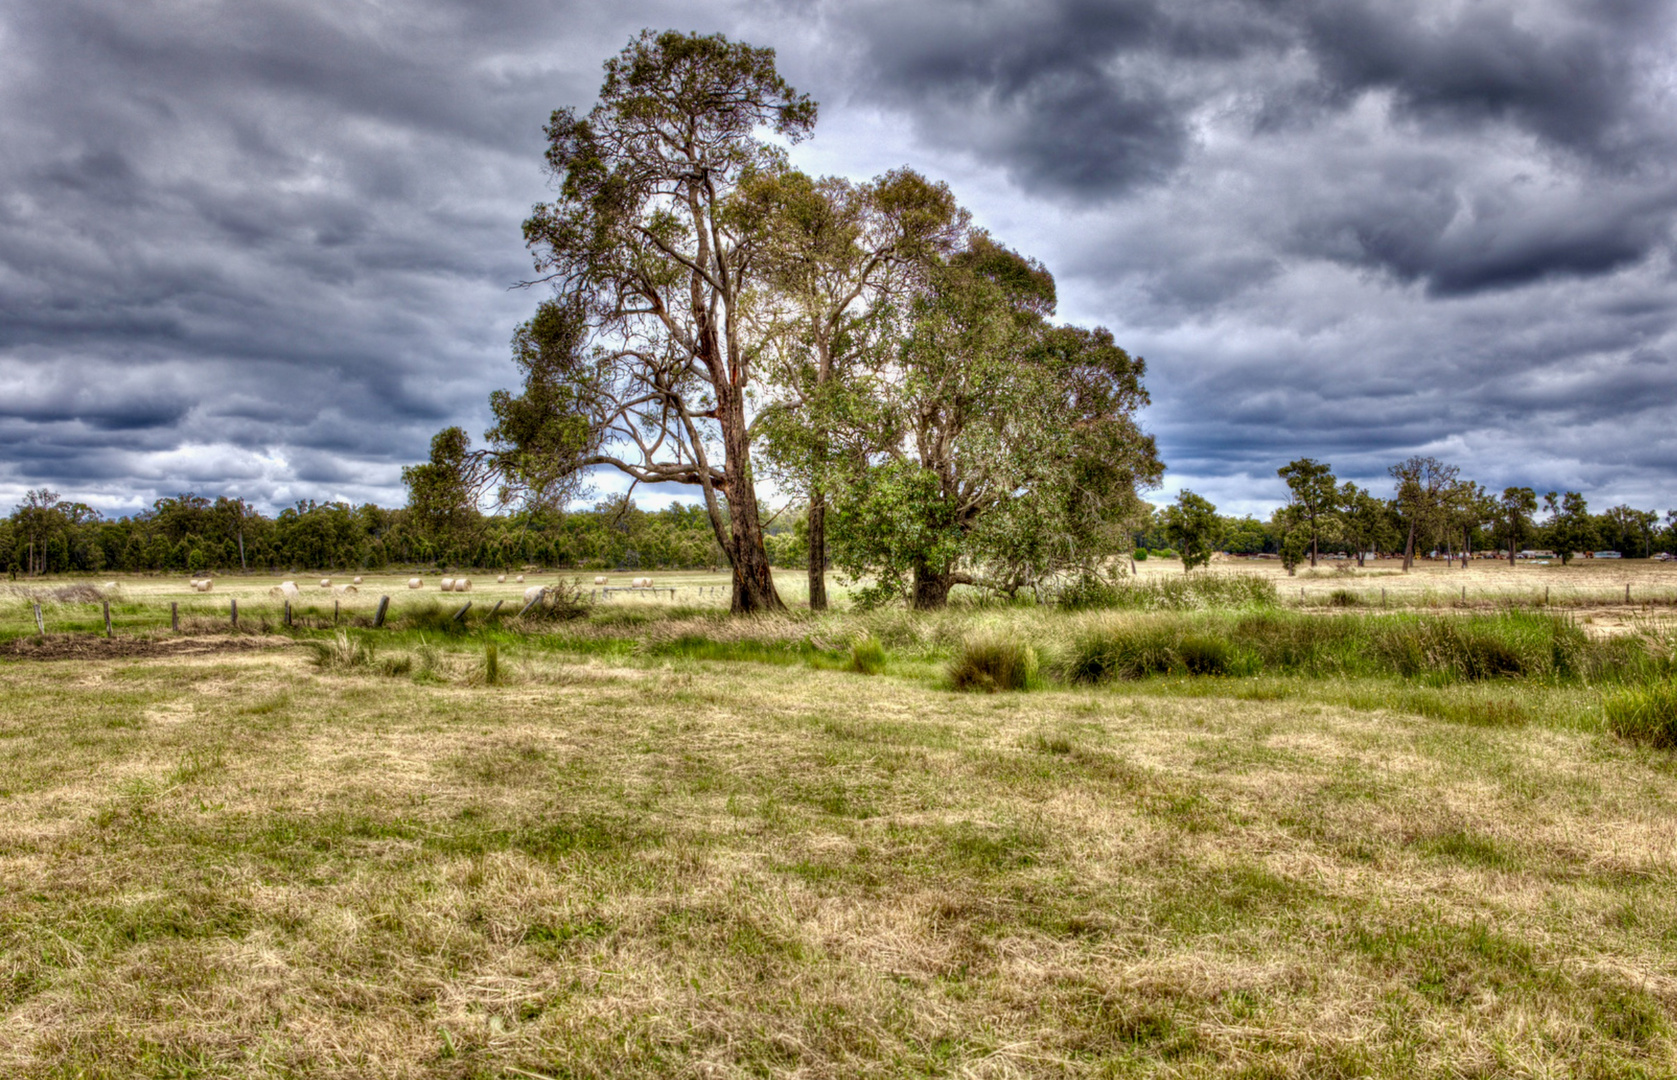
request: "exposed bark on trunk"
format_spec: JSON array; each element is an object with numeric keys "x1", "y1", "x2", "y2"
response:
[
  {"x1": 717, "y1": 383, "x2": 785, "y2": 615},
  {"x1": 806, "y1": 491, "x2": 827, "y2": 611},
  {"x1": 1403, "y1": 520, "x2": 1416, "y2": 572},
  {"x1": 911, "y1": 559, "x2": 953, "y2": 611}
]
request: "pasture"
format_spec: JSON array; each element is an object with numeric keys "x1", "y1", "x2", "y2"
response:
[{"x1": 2, "y1": 564, "x2": 1676, "y2": 1077}]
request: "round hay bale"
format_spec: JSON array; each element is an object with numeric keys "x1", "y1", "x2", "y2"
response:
[
  {"x1": 497, "y1": 574, "x2": 506, "y2": 583},
  {"x1": 456, "y1": 577, "x2": 472, "y2": 592},
  {"x1": 523, "y1": 585, "x2": 545, "y2": 605},
  {"x1": 440, "y1": 578, "x2": 455, "y2": 592},
  {"x1": 407, "y1": 577, "x2": 423, "y2": 590},
  {"x1": 516, "y1": 574, "x2": 525, "y2": 583},
  {"x1": 319, "y1": 578, "x2": 331, "y2": 588},
  {"x1": 594, "y1": 575, "x2": 608, "y2": 585},
  {"x1": 352, "y1": 575, "x2": 363, "y2": 585}
]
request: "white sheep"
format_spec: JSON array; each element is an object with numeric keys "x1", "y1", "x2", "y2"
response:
[
  {"x1": 440, "y1": 577, "x2": 455, "y2": 592},
  {"x1": 407, "y1": 577, "x2": 423, "y2": 590},
  {"x1": 594, "y1": 575, "x2": 608, "y2": 585}
]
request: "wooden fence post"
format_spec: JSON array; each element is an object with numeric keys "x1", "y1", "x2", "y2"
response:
[
  {"x1": 486, "y1": 600, "x2": 504, "y2": 618},
  {"x1": 373, "y1": 596, "x2": 389, "y2": 628},
  {"x1": 104, "y1": 601, "x2": 112, "y2": 638},
  {"x1": 231, "y1": 598, "x2": 238, "y2": 628},
  {"x1": 284, "y1": 600, "x2": 292, "y2": 627},
  {"x1": 171, "y1": 602, "x2": 179, "y2": 632},
  {"x1": 451, "y1": 601, "x2": 472, "y2": 623},
  {"x1": 517, "y1": 590, "x2": 544, "y2": 617},
  {"x1": 33, "y1": 602, "x2": 43, "y2": 636},
  {"x1": 334, "y1": 599, "x2": 340, "y2": 624}
]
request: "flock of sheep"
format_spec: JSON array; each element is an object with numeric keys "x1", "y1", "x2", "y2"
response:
[{"x1": 172, "y1": 573, "x2": 662, "y2": 601}]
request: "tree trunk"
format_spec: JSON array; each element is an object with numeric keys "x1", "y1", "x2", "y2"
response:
[
  {"x1": 1309, "y1": 528, "x2": 1318, "y2": 568},
  {"x1": 807, "y1": 491, "x2": 827, "y2": 611},
  {"x1": 1403, "y1": 520, "x2": 1416, "y2": 572},
  {"x1": 911, "y1": 560, "x2": 952, "y2": 611},
  {"x1": 717, "y1": 384, "x2": 785, "y2": 615}
]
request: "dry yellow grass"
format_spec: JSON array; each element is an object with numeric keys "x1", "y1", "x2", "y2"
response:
[{"x1": 2, "y1": 630, "x2": 1675, "y2": 1077}]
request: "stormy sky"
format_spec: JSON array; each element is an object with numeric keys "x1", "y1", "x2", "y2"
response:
[{"x1": 3, "y1": 0, "x2": 1675, "y2": 520}]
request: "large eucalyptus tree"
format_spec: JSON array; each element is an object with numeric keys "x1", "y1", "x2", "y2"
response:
[{"x1": 514, "y1": 30, "x2": 815, "y2": 613}]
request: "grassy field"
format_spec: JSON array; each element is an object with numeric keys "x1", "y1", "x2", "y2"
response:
[{"x1": 3, "y1": 569, "x2": 1677, "y2": 1077}]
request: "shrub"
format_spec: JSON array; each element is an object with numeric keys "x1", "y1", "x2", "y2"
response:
[
  {"x1": 1604, "y1": 682, "x2": 1677, "y2": 749},
  {"x1": 1133, "y1": 548, "x2": 1148, "y2": 561},
  {"x1": 1328, "y1": 588, "x2": 1360, "y2": 607},
  {"x1": 950, "y1": 634, "x2": 1037, "y2": 692},
  {"x1": 848, "y1": 635, "x2": 887, "y2": 676}
]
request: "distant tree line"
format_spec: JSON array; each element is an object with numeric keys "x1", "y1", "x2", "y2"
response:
[
  {"x1": 1146, "y1": 456, "x2": 1677, "y2": 573},
  {"x1": 0, "y1": 488, "x2": 767, "y2": 576}
]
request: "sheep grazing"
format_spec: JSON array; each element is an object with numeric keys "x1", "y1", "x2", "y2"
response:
[
  {"x1": 594, "y1": 575, "x2": 608, "y2": 585},
  {"x1": 352, "y1": 575, "x2": 363, "y2": 585},
  {"x1": 407, "y1": 577, "x2": 423, "y2": 590},
  {"x1": 496, "y1": 574, "x2": 506, "y2": 583},
  {"x1": 440, "y1": 578, "x2": 455, "y2": 592},
  {"x1": 319, "y1": 578, "x2": 331, "y2": 588},
  {"x1": 632, "y1": 576, "x2": 653, "y2": 588},
  {"x1": 523, "y1": 585, "x2": 545, "y2": 605}
]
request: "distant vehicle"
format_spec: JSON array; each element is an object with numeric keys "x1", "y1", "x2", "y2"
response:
[
  {"x1": 1655, "y1": 552, "x2": 1675, "y2": 561},
  {"x1": 1591, "y1": 551, "x2": 1623, "y2": 559}
]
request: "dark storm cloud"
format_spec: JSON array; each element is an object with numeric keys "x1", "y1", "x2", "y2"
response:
[{"x1": 3, "y1": 0, "x2": 1675, "y2": 520}]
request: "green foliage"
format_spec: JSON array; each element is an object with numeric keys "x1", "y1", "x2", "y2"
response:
[
  {"x1": 949, "y1": 635, "x2": 1038, "y2": 692},
  {"x1": 1604, "y1": 682, "x2": 1677, "y2": 749},
  {"x1": 1132, "y1": 548, "x2": 1147, "y2": 561},
  {"x1": 484, "y1": 642, "x2": 500, "y2": 686},
  {"x1": 1162, "y1": 491, "x2": 1221, "y2": 572}
]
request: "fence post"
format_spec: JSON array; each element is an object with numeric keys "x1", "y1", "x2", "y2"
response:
[
  {"x1": 171, "y1": 601, "x2": 179, "y2": 632},
  {"x1": 334, "y1": 599, "x2": 340, "y2": 624},
  {"x1": 230, "y1": 598, "x2": 238, "y2": 628},
  {"x1": 1626, "y1": 583, "x2": 1631, "y2": 604},
  {"x1": 104, "y1": 601, "x2": 112, "y2": 638},
  {"x1": 451, "y1": 600, "x2": 472, "y2": 623},
  {"x1": 517, "y1": 590, "x2": 544, "y2": 617},
  {"x1": 1544, "y1": 585, "x2": 1549, "y2": 605},
  {"x1": 33, "y1": 602, "x2": 43, "y2": 636},
  {"x1": 1381, "y1": 588, "x2": 1386, "y2": 607},
  {"x1": 487, "y1": 600, "x2": 504, "y2": 618},
  {"x1": 373, "y1": 596, "x2": 389, "y2": 628},
  {"x1": 284, "y1": 600, "x2": 292, "y2": 627}
]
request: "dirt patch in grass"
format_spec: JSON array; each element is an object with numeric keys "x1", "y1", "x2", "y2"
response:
[{"x1": 0, "y1": 634, "x2": 297, "y2": 662}]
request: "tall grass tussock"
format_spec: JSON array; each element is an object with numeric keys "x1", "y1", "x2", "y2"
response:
[
  {"x1": 1058, "y1": 572, "x2": 1278, "y2": 611},
  {"x1": 950, "y1": 633, "x2": 1038, "y2": 692},
  {"x1": 1604, "y1": 681, "x2": 1677, "y2": 748},
  {"x1": 1062, "y1": 610, "x2": 1665, "y2": 687}
]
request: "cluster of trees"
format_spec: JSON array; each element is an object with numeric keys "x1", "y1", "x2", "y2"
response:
[
  {"x1": 1146, "y1": 457, "x2": 1677, "y2": 573},
  {"x1": 0, "y1": 488, "x2": 751, "y2": 576},
  {"x1": 432, "y1": 30, "x2": 1162, "y2": 611}
]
